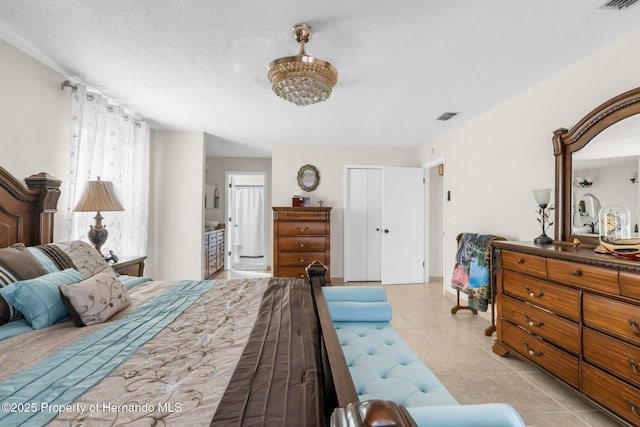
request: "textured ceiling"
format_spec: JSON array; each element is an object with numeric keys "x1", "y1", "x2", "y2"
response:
[{"x1": 1, "y1": 1, "x2": 640, "y2": 157}]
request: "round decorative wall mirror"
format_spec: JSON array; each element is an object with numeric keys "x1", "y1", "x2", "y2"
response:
[{"x1": 297, "y1": 164, "x2": 320, "y2": 192}]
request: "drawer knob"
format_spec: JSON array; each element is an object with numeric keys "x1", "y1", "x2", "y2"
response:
[
  {"x1": 524, "y1": 286, "x2": 544, "y2": 298},
  {"x1": 629, "y1": 360, "x2": 640, "y2": 376},
  {"x1": 516, "y1": 258, "x2": 525, "y2": 264},
  {"x1": 524, "y1": 342, "x2": 544, "y2": 357},
  {"x1": 629, "y1": 319, "x2": 640, "y2": 336},
  {"x1": 629, "y1": 401, "x2": 640, "y2": 419},
  {"x1": 300, "y1": 243, "x2": 307, "y2": 247},
  {"x1": 523, "y1": 314, "x2": 544, "y2": 328},
  {"x1": 297, "y1": 227, "x2": 309, "y2": 232},
  {"x1": 571, "y1": 269, "x2": 582, "y2": 277}
]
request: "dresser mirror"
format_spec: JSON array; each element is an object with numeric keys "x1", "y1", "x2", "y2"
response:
[
  {"x1": 554, "y1": 86, "x2": 640, "y2": 246},
  {"x1": 297, "y1": 164, "x2": 320, "y2": 192}
]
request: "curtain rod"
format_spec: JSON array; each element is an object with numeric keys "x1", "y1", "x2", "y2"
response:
[
  {"x1": 60, "y1": 80, "x2": 78, "y2": 92},
  {"x1": 59, "y1": 79, "x2": 145, "y2": 128}
]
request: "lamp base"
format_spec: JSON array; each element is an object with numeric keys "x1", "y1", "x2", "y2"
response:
[
  {"x1": 534, "y1": 234, "x2": 553, "y2": 245},
  {"x1": 88, "y1": 225, "x2": 108, "y2": 255}
]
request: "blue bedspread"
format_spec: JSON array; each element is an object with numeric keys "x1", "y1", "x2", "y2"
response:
[{"x1": 0, "y1": 280, "x2": 214, "y2": 426}]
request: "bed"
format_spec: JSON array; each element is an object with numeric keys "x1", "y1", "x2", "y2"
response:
[{"x1": 0, "y1": 166, "x2": 367, "y2": 426}]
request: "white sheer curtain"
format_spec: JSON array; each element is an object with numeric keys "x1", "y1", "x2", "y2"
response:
[
  {"x1": 65, "y1": 84, "x2": 150, "y2": 256},
  {"x1": 235, "y1": 187, "x2": 265, "y2": 257}
]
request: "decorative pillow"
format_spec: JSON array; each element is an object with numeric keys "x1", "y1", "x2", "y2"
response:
[
  {"x1": 12, "y1": 268, "x2": 85, "y2": 329},
  {"x1": 0, "y1": 243, "x2": 49, "y2": 287},
  {"x1": 0, "y1": 295, "x2": 10, "y2": 325},
  {"x1": 0, "y1": 243, "x2": 54, "y2": 326},
  {"x1": 48, "y1": 240, "x2": 111, "y2": 277},
  {"x1": 59, "y1": 270, "x2": 130, "y2": 327},
  {"x1": 0, "y1": 240, "x2": 112, "y2": 327},
  {"x1": 0, "y1": 284, "x2": 20, "y2": 325}
]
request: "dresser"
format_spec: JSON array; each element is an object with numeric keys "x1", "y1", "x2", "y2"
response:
[
  {"x1": 272, "y1": 207, "x2": 331, "y2": 281},
  {"x1": 493, "y1": 240, "x2": 640, "y2": 426},
  {"x1": 204, "y1": 229, "x2": 225, "y2": 279}
]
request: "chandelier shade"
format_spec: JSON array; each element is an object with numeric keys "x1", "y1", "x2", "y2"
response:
[{"x1": 268, "y1": 24, "x2": 338, "y2": 106}]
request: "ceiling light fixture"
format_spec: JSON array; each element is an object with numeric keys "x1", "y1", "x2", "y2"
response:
[{"x1": 268, "y1": 24, "x2": 338, "y2": 106}]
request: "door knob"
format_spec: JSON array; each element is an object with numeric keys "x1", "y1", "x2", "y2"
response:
[{"x1": 384, "y1": 229, "x2": 389, "y2": 233}]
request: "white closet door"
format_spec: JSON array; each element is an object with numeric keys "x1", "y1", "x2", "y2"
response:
[
  {"x1": 381, "y1": 166, "x2": 425, "y2": 285},
  {"x1": 366, "y1": 169, "x2": 382, "y2": 281},
  {"x1": 345, "y1": 168, "x2": 369, "y2": 281},
  {"x1": 345, "y1": 168, "x2": 383, "y2": 281}
]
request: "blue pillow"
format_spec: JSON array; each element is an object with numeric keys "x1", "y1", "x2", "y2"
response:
[
  {"x1": 327, "y1": 301, "x2": 393, "y2": 322},
  {"x1": 12, "y1": 269, "x2": 85, "y2": 329}
]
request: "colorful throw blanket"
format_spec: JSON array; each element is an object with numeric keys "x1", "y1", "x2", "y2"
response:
[{"x1": 451, "y1": 233, "x2": 498, "y2": 312}]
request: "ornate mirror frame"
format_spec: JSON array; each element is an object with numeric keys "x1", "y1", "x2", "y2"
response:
[
  {"x1": 553, "y1": 86, "x2": 640, "y2": 247},
  {"x1": 297, "y1": 164, "x2": 320, "y2": 192}
]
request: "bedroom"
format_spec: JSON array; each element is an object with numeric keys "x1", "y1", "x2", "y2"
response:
[
  {"x1": 2, "y1": 1, "x2": 640, "y2": 426},
  {"x1": 1, "y1": 2, "x2": 640, "y2": 283}
]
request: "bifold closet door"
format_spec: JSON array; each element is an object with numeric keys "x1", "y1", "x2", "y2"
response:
[
  {"x1": 345, "y1": 166, "x2": 424, "y2": 284},
  {"x1": 344, "y1": 168, "x2": 382, "y2": 281}
]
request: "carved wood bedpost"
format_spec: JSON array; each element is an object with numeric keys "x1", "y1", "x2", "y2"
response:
[
  {"x1": 24, "y1": 172, "x2": 62, "y2": 245},
  {"x1": 306, "y1": 260, "x2": 328, "y2": 286}
]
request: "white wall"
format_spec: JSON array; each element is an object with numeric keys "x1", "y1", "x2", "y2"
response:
[
  {"x1": 149, "y1": 131, "x2": 205, "y2": 280},
  {"x1": 0, "y1": 39, "x2": 72, "y2": 240},
  {"x1": 271, "y1": 145, "x2": 421, "y2": 280},
  {"x1": 420, "y1": 30, "x2": 640, "y2": 295}
]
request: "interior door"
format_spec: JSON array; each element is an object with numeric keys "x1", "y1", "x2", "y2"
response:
[
  {"x1": 366, "y1": 169, "x2": 382, "y2": 280},
  {"x1": 344, "y1": 168, "x2": 382, "y2": 281},
  {"x1": 381, "y1": 166, "x2": 425, "y2": 284}
]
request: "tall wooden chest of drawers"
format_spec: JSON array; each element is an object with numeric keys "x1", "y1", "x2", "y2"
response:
[
  {"x1": 493, "y1": 240, "x2": 640, "y2": 426},
  {"x1": 273, "y1": 207, "x2": 331, "y2": 281}
]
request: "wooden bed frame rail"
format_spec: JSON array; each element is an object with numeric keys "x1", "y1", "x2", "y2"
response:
[{"x1": 307, "y1": 263, "x2": 417, "y2": 426}]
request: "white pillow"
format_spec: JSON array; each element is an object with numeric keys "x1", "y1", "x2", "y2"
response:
[{"x1": 59, "y1": 270, "x2": 130, "y2": 327}]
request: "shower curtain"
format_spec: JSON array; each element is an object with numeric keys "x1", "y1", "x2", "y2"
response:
[{"x1": 235, "y1": 187, "x2": 265, "y2": 257}]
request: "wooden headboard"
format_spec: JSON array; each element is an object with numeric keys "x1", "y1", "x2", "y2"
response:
[{"x1": 0, "y1": 166, "x2": 62, "y2": 248}]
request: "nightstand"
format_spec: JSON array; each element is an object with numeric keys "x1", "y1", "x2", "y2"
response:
[{"x1": 111, "y1": 256, "x2": 147, "y2": 277}]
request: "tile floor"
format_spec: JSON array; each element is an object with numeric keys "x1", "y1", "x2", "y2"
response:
[
  {"x1": 215, "y1": 269, "x2": 623, "y2": 426},
  {"x1": 379, "y1": 279, "x2": 623, "y2": 427}
]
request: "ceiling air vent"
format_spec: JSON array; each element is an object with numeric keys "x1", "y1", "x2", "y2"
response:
[
  {"x1": 436, "y1": 112, "x2": 458, "y2": 121},
  {"x1": 600, "y1": 0, "x2": 638, "y2": 9}
]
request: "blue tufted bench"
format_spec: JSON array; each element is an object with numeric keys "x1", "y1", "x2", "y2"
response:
[{"x1": 324, "y1": 286, "x2": 524, "y2": 427}]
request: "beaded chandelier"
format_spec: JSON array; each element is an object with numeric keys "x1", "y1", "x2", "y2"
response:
[{"x1": 268, "y1": 24, "x2": 338, "y2": 106}]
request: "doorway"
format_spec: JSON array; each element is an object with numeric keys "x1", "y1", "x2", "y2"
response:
[
  {"x1": 225, "y1": 172, "x2": 267, "y2": 271},
  {"x1": 423, "y1": 158, "x2": 446, "y2": 290}
]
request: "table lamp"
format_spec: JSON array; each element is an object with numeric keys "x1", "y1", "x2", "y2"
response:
[
  {"x1": 73, "y1": 177, "x2": 124, "y2": 255},
  {"x1": 532, "y1": 188, "x2": 553, "y2": 245}
]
